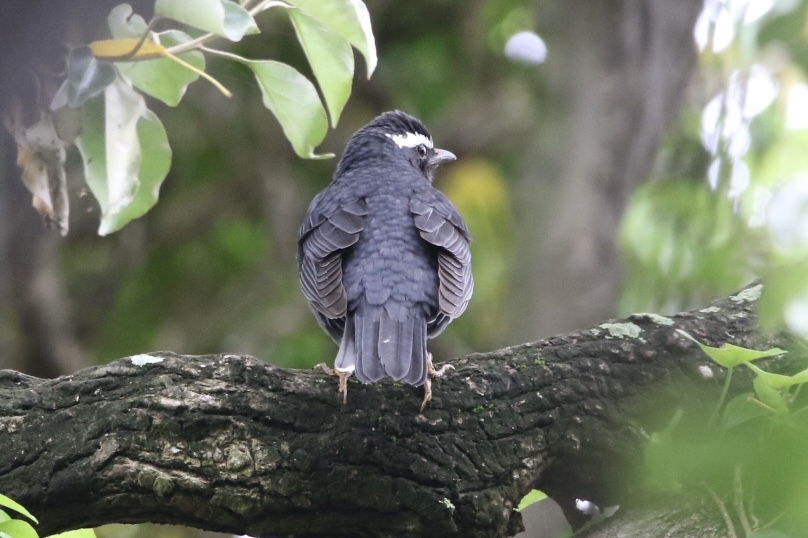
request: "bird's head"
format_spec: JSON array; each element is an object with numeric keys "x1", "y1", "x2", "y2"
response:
[{"x1": 336, "y1": 110, "x2": 456, "y2": 182}]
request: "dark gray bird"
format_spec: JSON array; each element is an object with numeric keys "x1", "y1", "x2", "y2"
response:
[{"x1": 298, "y1": 111, "x2": 473, "y2": 410}]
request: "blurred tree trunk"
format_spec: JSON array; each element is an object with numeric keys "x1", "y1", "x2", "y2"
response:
[
  {"x1": 508, "y1": 0, "x2": 703, "y2": 342},
  {"x1": 0, "y1": 0, "x2": 153, "y2": 375}
]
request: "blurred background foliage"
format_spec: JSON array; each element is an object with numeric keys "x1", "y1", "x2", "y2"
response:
[
  {"x1": 0, "y1": 0, "x2": 539, "y2": 375},
  {"x1": 3, "y1": 0, "x2": 808, "y2": 536},
  {"x1": 2, "y1": 0, "x2": 808, "y2": 387}
]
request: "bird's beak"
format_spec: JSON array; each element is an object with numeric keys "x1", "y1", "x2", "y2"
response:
[{"x1": 429, "y1": 148, "x2": 457, "y2": 167}]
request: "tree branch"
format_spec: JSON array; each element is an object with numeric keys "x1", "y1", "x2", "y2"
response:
[{"x1": 0, "y1": 282, "x2": 800, "y2": 537}]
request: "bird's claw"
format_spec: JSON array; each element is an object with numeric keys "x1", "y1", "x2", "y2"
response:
[
  {"x1": 429, "y1": 363, "x2": 455, "y2": 378},
  {"x1": 316, "y1": 363, "x2": 335, "y2": 376},
  {"x1": 316, "y1": 363, "x2": 351, "y2": 404},
  {"x1": 420, "y1": 353, "x2": 455, "y2": 412},
  {"x1": 338, "y1": 371, "x2": 350, "y2": 404}
]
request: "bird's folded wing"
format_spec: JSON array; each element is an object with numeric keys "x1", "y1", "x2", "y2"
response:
[
  {"x1": 299, "y1": 199, "x2": 368, "y2": 319},
  {"x1": 410, "y1": 198, "x2": 474, "y2": 319}
]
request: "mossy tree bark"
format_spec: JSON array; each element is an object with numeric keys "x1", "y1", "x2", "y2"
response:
[{"x1": 0, "y1": 283, "x2": 800, "y2": 537}]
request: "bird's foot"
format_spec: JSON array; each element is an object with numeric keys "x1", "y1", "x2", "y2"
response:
[
  {"x1": 315, "y1": 363, "x2": 352, "y2": 404},
  {"x1": 429, "y1": 363, "x2": 455, "y2": 378},
  {"x1": 420, "y1": 353, "x2": 455, "y2": 412}
]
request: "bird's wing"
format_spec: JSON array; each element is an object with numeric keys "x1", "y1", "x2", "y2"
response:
[
  {"x1": 410, "y1": 197, "x2": 474, "y2": 320},
  {"x1": 298, "y1": 198, "x2": 368, "y2": 319}
]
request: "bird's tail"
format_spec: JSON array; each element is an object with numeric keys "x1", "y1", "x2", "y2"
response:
[
  {"x1": 334, "y1": 315, "x2": 356, "y2": 375},
  {"x1": 347, "y1": 303, "x2": 428, "y2": 386}
]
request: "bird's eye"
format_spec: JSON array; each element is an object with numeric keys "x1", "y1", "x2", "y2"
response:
[{"x1": 416, "y1": 144, "x2": 428, "y2": 158}]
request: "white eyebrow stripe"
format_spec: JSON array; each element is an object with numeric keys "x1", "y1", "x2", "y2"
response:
[{"x1": 386, "y1": 131, "x2": 433, "y2": 149}]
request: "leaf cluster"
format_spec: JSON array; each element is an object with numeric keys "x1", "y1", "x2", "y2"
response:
[
  {"x1": 645, "y1": 331, "x2": 808, "y2": 538},
  {"x1": 6, "y1": 0, "x2": 376, "y2": 236}
]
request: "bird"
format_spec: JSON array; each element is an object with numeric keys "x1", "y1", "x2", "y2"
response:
[{"x1": 298, "y1": 110, "x2": 473, "y2": 411}]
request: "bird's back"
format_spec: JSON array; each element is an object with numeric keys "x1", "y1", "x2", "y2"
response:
[
  {"x1": 298, "y1": 110, "x2": 472, "y2": 404},
  {"x1": 313, "y1": 170, "x2": 438, "y2": 385},
  {"x1": 343, "y1": 182, "x2": 440, "y2": 320}
]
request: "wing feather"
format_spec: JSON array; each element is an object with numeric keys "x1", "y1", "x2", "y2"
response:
[
  {"x1": 299, "y1": 199, "x2": 368, "y2": 320},
  {"x1": 410, "y1": 198, "x2": 473, "y2": 326}
]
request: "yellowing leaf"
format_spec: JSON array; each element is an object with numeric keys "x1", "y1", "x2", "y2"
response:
[
  {"x1": 106, "y1": 4, "x2": 205, "y2": 106},
  {"x1": 64, "y1": 47, "x2": 117, "y2": 108},
  {"x1": 116, "y1": 32, "x2": 204, "y2": 106},
  {"x1": 89, "y1": 39, "x2": 166, "y2": 60}
]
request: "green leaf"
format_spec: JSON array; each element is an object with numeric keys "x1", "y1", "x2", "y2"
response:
[
  {"x1": 747, "y1": 363, "x2": 808, "y2": 389},
  {"x1": 288, "y1": 9, "x2": 353, "y2": 126},
  {"x1": 753, "y1": 375, "x2": 789, "y2": 415},
  {"x1": 46, "y1": 529, "x2": 97, "y2": 538},
  {"x1": 516, "y1": 489, "x2": 547, "y2": 511},
  {"x1": 720, "y1": 393, "x2": 769, "y2": 431},
  {"x1": 0, "y1": 495, "x2": 37, "y2": 524},
  {"x1": 75, "y1": 77, "x2": 171, "y2": 235},
  {"x1": 676, "y1": 330, "x2": 786, "y2": 369},
  {"x1": 286, "y1": 0, "x2": 376, "y2": 77},
  {"x1": 0, "y1": 520, "x2": 39, "y2": 538},
  {"x1": 222, "y1": 0, "x2": 259, "y2": 38},
  {"x1": 122, "y1": 30, "x2": 204, "y2": 105},
  {"x1": 108, "y1": 5, "x2": 204, "y2": 106},
  {"x1": 65, "y1": 47, "x2": 117, "y2": 108},
  {"x1": 155, "y1": 0, "x2": 258, "y2": 41},
  {"x1": 242, "y1": 58, "x2": 331, "y2": 158},
  {"x1": 108, "y1": 4, "x2": 149, "y2": 38},
  {"x1": 0, "y1": 511, "x2": 9, "y2": 524}
]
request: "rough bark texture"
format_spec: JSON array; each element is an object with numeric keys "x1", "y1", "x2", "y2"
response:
[{"x1": 0, "y1": 283, "x2": 800, "y2": 537}]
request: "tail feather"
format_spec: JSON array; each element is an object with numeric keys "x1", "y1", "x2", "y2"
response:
[
  {"x1": 402, "y1": 319, "x2": 427, "y2": 386},
  {"x1": 355, "y1": 310, "x2": 385, "y2": 382},
  {"x1": 334, "y1": 316, "x2": 355, "y2": 374},
  {"x1": 349, "y1": 301, "x2": 430, "y2": 386},
  {"x1": 379, "y1": 311, "x2": 414, "y2": 380}
]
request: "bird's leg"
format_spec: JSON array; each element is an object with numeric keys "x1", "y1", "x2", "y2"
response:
[
  {"x1": 316, "y1": 363, "x2": 352, "y2": 404},
  {"x1": 420, "y1": 353, "x2": 456, "y2": 412},
  {"x1": 337, "y1": 370, "x2": 350, "y2": 404},
  {"x1": 420, "y1": 379, "x2": 432, "y2": 413}
]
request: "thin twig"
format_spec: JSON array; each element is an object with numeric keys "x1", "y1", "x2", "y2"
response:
[
  {"x1": 119, "y1": 17, "x2": 160, "y2": 60},
  {"x1": 733, "y1": 465, "x2": 753, "y2": 537},
  {"x1": 707, "y1": 366, "x2": 734, "y2": 431},
  {"x1": 198, "y1": 46, "x2": 246, "y2": 62},
  {"x1": 162, "y1": 49, "x2": 232, "y2": 97},
  {"x1": 706, "y1": 487, "x2": 737, "y2": 538}
]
